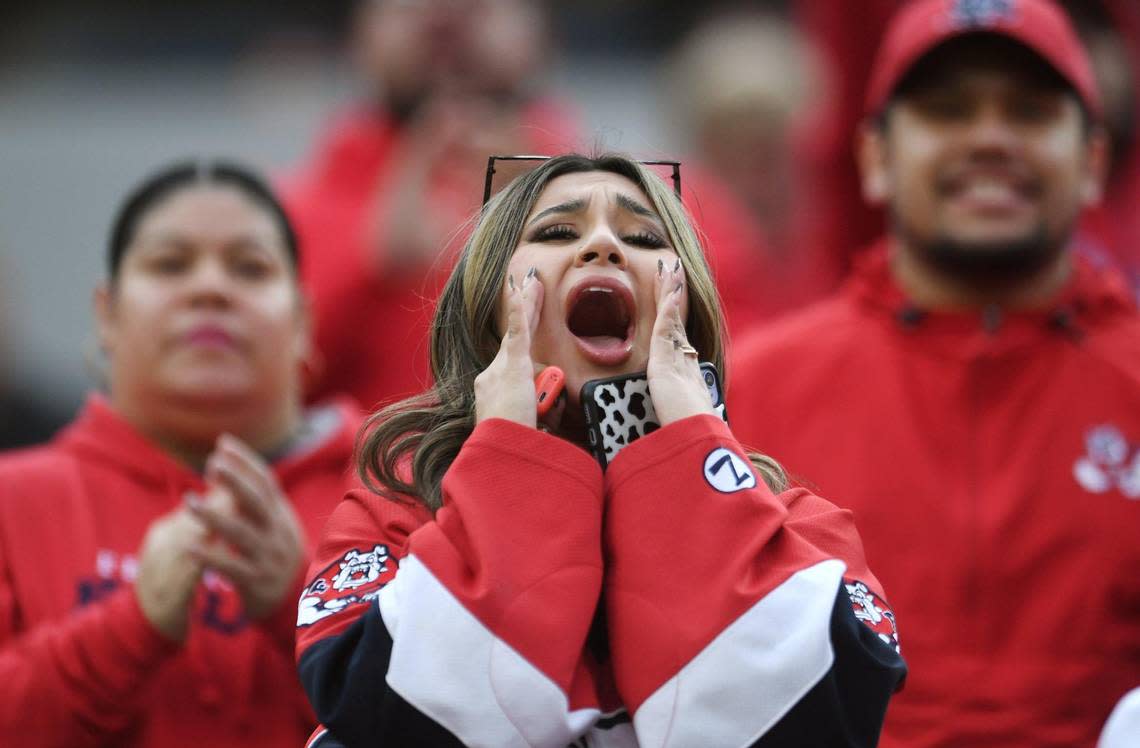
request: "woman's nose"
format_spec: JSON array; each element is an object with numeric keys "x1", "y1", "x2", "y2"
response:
[
  {"x1": 575, "y1": 227, "x2": 627, "y2": 269},
  {"x1": 185, "y1": 259, "x2": 234, "y2": 306}
]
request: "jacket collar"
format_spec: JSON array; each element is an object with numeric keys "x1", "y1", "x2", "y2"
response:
[
  {"x1": 846, "y1": 238, "x2": 1137, "y2": 356},
  {"x1": 56, "y1": 395, "x2": 361, "y2": 491}
]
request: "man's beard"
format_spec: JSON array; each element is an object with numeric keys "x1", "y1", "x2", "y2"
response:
[{"x1": 892, "y1": 210, "x2": 1070, "y2": 287}]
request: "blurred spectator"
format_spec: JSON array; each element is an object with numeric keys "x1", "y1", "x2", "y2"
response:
[
  {"x1": 663, "y1": 9, "x2": 839, "y2": 325},
  {"x1": 794, "y1": 0, "x2": 1140, "y2": 294},
  {"x1": 0, "y1": 161, "x2": 361, "y2": 746},
  {"x1": 732, "y1": 1, "x2": 1140, "y2": 745},
  {"x1": 667, "y1": 12, "x2": 820, "y2": 276},
  {"x1": 282, "y1": 0, "x2": 580, "y2": 411}
]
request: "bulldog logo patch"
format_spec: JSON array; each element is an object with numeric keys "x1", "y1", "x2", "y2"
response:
[
  {"x1": 297, "y1": 545, "x2": 396, "y2": 627},
  {"x1": 845, "y1": 579, "x2": 900, "y2": 654}
]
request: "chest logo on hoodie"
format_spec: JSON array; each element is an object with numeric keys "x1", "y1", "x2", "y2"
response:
[
  {"x1": 297, "y1": 544, "x2": 396, "y2": 627},
  {"x1": 1073, "y1": 425, "x2": 1140, "y2": 499}
]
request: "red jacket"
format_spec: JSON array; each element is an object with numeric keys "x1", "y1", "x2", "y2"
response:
[
  {"x1": 294, "y1": 415, "x2": 906, "y2": 747},
  {"x1": 0, "y1": 396, "x2": 362, "y2": 747},
  {"x1": 730, "y1": 244, "x2": 1140, "y2": 747}
]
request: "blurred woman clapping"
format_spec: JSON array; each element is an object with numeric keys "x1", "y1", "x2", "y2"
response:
[{"x1": 0, "y1": 161, "x2": 362, "y2": 747}]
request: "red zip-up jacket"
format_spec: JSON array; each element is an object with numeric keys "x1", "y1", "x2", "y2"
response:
[
  {"x1": 295, "y1": 415, "x2": 906, "y2": 747},
  {"x1": 0, "y1": 395, "x2": 362, "y2": 747},
  {"x1": 730, "y1": 243, "x2": 1140, "y2": 747}
]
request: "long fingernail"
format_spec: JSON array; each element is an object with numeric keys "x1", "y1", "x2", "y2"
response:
[
  {"x1": 673, "y1": 258, "x2": 681, "y2": 273},
  {"x1": 527, "y1": 266, "x2": 537, "y2": 280},
  {"x1": 508, "y1": 273, "x2": 515, "y2": 291},
  {"x1": 657, "y1": 258, "x2": 664, "y2": 277},
  {"x1": 673, "y1": 281, "x2": 683, "y2": 294}
]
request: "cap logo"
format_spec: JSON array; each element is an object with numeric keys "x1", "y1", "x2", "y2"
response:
[{"x1": 949, "y1": 0, "x2": 1017, "y2": 29}]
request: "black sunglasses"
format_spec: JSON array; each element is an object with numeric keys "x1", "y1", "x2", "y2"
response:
[{"x1": 483, "y1": 155, "x2": 683, "y2": 206}]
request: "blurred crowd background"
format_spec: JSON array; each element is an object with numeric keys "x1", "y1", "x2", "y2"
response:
[{"x1": 2, "y1": 0, "x2": 1137, "y2": 448}]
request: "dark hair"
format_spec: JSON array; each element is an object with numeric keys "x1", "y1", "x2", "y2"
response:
[{"x1": 107, "y1": 159, "x2": 299, "y2": 280}]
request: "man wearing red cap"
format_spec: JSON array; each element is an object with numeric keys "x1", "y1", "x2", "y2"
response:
[{"x1": 730, "y1": 1, "x2": 1140, "y2": 746}]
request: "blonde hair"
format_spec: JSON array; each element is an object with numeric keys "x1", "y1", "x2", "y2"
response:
[{"x1": 358, "y1": 154, "x2": 785, "y2": 509}]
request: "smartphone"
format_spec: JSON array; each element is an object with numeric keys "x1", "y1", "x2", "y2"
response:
[{"x1": 580, "y1": 362, "x2": 727, "y2": 471}]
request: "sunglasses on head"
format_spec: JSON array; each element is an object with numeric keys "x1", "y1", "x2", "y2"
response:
[{"x1": 483, "y1": 155, "x2": 683, "y2": 206}]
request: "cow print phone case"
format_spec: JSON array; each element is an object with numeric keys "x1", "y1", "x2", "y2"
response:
[{"x1": 580, "y1": 362, "x2": 728, "y2": 471}]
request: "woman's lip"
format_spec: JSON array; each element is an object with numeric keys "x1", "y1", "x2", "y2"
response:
[
  {"x1": 182, "y1": 325, "x2": 238, "y2": 349},
  {"x1": 573, "y1": 335, "x2": 634, "y2": 367}
]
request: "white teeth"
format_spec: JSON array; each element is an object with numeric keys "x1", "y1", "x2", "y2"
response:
[
  {"x1": 587, "y1": 286, "x2": 613, "y2": 293},
  {"x1": 963, "y1": 181, "x2": 1018, "y2": 201}
]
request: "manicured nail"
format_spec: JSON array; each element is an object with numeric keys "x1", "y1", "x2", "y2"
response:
[
  {"x1": 508, "y1": 273, "x2": 515, "y2": 291},
  {"x1": 673, "y1": 281, "x2": 683, "y2": 294},
  {"x1": 657, "y1": 258, "x2": 664, "y2": 277},
  {"x1": 673, "y1": 258, "x2": 681, "y2": 273},
  {"x1": 527, "y1": 266, "x2": 537, "y2": 280}
]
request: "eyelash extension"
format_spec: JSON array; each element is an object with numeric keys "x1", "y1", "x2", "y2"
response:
[
  {"x1": 532, "y1": 225, "x2": 578, "y2": 241},
  {"x1": 624, "y1": 231, "x2": 669, "y2": 249}
]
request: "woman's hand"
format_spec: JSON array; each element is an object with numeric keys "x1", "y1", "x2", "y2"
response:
[
  {"x1": 135, "y1": 506, "x2": 207, "y2": 642},
  {"x1": 186, "y1": 435, "x2": 306, "y2": 622},
  {"x1": 474, "y1": 267, "x2": 546, "y2": 428},
  {"x1": 646, "y1": 257, "x2": 715, "y2": 426}
]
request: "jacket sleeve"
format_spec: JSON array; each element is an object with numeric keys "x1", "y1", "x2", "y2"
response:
[
  {"x1": 602, "y1": 414, "x2": 906, "y2": 748},
  {"x1": 0, "y1": 561, "x2": 179, "y2": 746},
  {"x1": 295, "y1": 418, "x2": 606, "y2": 748}
]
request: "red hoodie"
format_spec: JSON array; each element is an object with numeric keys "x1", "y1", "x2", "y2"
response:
[
  {"x1": 0, "y1": 396, "x2": 362, "y2": 748},
  {"x1": 294, "y1": 415, "x2": 906, "y2": 747},
  {"x1": 730, "y1": 244, "x2": 1140, "y2": 747}
]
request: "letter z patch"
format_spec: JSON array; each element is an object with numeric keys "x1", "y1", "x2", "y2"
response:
[
  {"x1": 703, "y1": 447, "x2": 756, "y2": 492},
  {"x1": 297, "y1": 544, "x2": 396, "y2": 627}
]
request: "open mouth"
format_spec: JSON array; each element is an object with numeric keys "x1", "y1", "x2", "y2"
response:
[{"x1": 565, "y1": 278, "x2": 635, "y2": 366}]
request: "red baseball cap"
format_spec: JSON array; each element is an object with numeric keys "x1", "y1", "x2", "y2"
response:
[{"x1": 865, "y1": 0, "x2": 1103, "y2": 119}]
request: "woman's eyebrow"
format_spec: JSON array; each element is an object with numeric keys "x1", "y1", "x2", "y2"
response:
[
  {"x1": 527, "y1": 198, "x2": 588, "y2": 227},
  {"x1": 614, "y1": 193, "x2": 662, "y2": 223}
]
